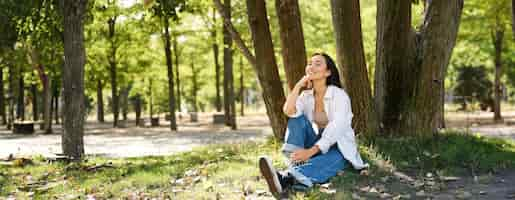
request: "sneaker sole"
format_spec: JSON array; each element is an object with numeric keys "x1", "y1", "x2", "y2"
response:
[{"x1": 259, "y1": 157, "x2": 282, "y2": 198}]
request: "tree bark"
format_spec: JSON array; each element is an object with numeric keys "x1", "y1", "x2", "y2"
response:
[
  {"x1": 275, "y1": 0, "x2": 306, "y2": 90},
  {"x1": 172, "y1": 34, "x2": 181, "y2": 113},
  {"x1": 134, "y1": 94, "x2": 142, "y2": 126},
  {"x1": 376, "y1": 0, "x2": 463, "y2": 135},
  {"x1": 212, "y1": 7, "x2": 222, "y2": 113},
  {"x1": 52, "y1": 84, "x2": 59, "y2": 124},
  {"x1": 43, "y1": 78, "x2": 52, "y2": 133},
  {"x1": 239, "y1": 56, "x2": 244, "y2": 116},
  {"x1": 163, "y1": 17, "x2": 177, "y2": 131},
  {"x1": 0, "y1": 68, "x2": 5, "y2": 125},
  {"x1": 97, "y1": 79, "x2": 104, "y2": 122},
  {"x1": 223, "y1": 0, "x2": 236, "y2": 129},
  {"x1": 191, "y1": 61, "x2": 198, "y2": 112},
  {"x1": 330, "y1": 0, "x2": 378, "y2": 136},
  {"x1": 108, "y1": 17, "x2": 119, "y2": 127},
  {"x1": 246, "y1": 0, "x2": 287, "y2": 139},
  {"x1": 31, "y1": 82, "x2": 38, "y2": 121},
  {"x1": 17, "y1": 69, "x2": 25, "y2": 121},
  {"x1": 60, "y1": 0, "x2": 87, "y2": 159},
  {"x1": 492, "y1": 28, "x2": 504, "y2": 122},
  {"x1": 7, "y1": 67, "x2": 14, "y2": 129}
]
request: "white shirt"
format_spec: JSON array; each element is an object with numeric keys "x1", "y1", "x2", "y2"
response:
[{"x1": 287, "y1": 85, "x2": 369, "y2": 169}]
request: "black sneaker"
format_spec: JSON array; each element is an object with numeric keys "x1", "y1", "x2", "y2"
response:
[{"x1": 259, "y1": 156, "x2": 283, "y2": 198}]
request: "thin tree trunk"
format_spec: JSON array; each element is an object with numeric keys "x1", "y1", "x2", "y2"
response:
[
  {"x1": 60, "y1": 0, "x2": 87, "y2": 159},
  {"x1": 275, "y1": 0, "x2": 306, "y2": 90},
  {"x1": 43, "y1": 78, "x2": 52, "y2": 134},
  {"x1": 376, "y1": 0, "x2": 463, "y2": 135},
  {"x1": 191, "y1": 61, "x2": 198, "y2": 112},
  {"x1": 163, "y1": 17, "x2": 177, "y2": 131},
  {"x1": 0, "y1": 68, "x2": 5, "y2": 125},
  {"x1": 108, "y1": 17, "x2": 119, "y2": 127},
  {"x1": 120, "y1": 85, "x2": 129, "y2": 121},
  {"x1": 245, "y1": 0, "x2": 287, "y2": 139},
  {"x1": 330, "y1": 0, "x2": 378, "y2": 136},
  {"x1": 239, "y1": 56, "x2": 244, "y2": 116},
  {"x1": 7, "y1": 67, "x2": 14, "y2": 129},
  {"x1": 149, "y1": 79, "x2": 153, "y2": 119},
  {"x1": 17, "y1": 68, "x2": 25, "y2": 121},
  {"x1": 53, "y1": 84, "x2": 59, "y2": 125},
  {"x1": 492, "y1": 28, "x2": 504, "y2": 122},
  {"x1": 212, "y1": 7, "x2": 222, "y2": 113},
  {"x1": 31, "y1": 82, "x2": 37, "y2": 121},
  {"x1": 172, "y1": 34, "x2": 181, "y2": 113},
  {"x1": 134, "y1": 94, "x2": 141, "y2": 126},
  {"x1": 97, "y1": 79, "x2": 104, "y2": 122}
]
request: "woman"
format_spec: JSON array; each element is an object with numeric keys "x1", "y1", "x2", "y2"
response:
[{"x1": 259, "y1": 53, "x2": 368, "y2": 198}]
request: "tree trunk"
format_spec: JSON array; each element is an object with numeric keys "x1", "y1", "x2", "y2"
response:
[
  {"x1": 7, "y1": 67, "x2": 14, "y2": 129},
  {"x1": 172, "y1": 34, "x2": 181, "y2": 113},
  {"x1": 97, "y1": 79, "x2": 104, "y2": 122},
  {"x1": 43, "y1": 78, "x2": 52, "y2": 134},
  {"x1": 53, "y1": 84, "x2": 59, "y2": 125},
  {"x1": 17, "y1": 69, "x2": 25, "y2": 121},
  {"x1": 375, "y1": 0, "x2": 463, "y2": 135},
  {"x1": 134, "y1": 94, "x2": 142, "y2": 126},
  {"x1": 275, "y1": 0, "x2": 306, "y2": 90},
  {"x1": 60, "y1": 0, "x2": 87, "y2": 159},
  {"x1": 223, "y1": 0, "x2": 236, "y2": 129},
  {"x1": 492, "y1": 28, "x2": 504, "y2": 122},
  {"x1": 0, "y1": 68, "x2": 5, "y2": 125},
  {"x1": 330, "y1": 0, "x2": 378, "y2": 136},
  {"x1": 212, "y1": 7, "x2": 222, "y2": 113},
  {"x1": 31, "y1": 82, "x2": 38, "y2": 121},
  {"x1": 149, "y1": 79, "x2": 154, "y2": 119},
  {"x1": 108, "y1": 17, "x2": 119, "y2": 127},
  {"x1": 246, "y1": 0, "x2": 287, "y2": 139},
  {"x1": 191, "y1": 61, "x2": 198, "y2": 112},
  {"x1": 163, "y1": 17, "x2": 177, "y2": 131},
  {"x1": 239, "y1": 56, "x2": 244, "y2": 116},
  {"x1": 120, "y1": 85, "x2": 129, "y2": 121}
]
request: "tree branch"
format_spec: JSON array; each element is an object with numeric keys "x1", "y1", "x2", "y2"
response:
[{"x1": 212, "y1": 0, "x2": 256, "y2": 68}]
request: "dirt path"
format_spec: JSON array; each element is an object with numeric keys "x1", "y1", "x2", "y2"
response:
[{"x1": 0, "y1": 113, "x2": 272, "y2": 158}]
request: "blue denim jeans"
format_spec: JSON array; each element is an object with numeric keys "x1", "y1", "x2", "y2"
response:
[{"x1": 281, "y1": 115, "x2": 347, "y2": 187}]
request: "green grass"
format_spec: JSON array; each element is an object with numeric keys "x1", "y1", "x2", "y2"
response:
[{"x1": 1, "y1": 131, "x2": 515, "y2": 199}]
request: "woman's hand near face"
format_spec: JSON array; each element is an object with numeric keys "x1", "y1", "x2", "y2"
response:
[{"x1": 295, "y1": 74, "x2": 312, "y2": 89}]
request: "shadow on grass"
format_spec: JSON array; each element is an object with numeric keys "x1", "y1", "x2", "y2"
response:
[{"x1": 362, "y1": 130, "x2": 515, "y2": 176}]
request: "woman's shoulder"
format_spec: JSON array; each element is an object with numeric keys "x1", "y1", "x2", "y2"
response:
[{"x1": 329, "y1": 85, "x2": 350, "y2": 101}]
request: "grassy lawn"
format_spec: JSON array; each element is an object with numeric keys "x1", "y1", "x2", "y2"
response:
[{"x1": 1, "y1": 130, "x2": 515, "y2": 199}]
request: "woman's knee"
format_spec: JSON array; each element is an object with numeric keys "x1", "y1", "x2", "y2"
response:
[{"x1": 287, "y1": 114, "x2": 309, "y2": 129}]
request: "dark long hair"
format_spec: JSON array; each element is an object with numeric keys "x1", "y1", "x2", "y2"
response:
[{"x1": 312, "y1": 53, "x2": 342, "y2": 88}]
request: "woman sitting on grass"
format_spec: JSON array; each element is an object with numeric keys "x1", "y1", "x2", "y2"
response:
[{"x1": 259, "y1": 53, "x2": 368, "y2": 198}]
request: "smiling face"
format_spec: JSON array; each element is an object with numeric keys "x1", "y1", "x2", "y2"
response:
[{"x1": 306, "y1": 54, "x2": 331, "y2": 81}]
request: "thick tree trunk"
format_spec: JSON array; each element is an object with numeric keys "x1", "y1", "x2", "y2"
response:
[
  {"x1": 97, "y1": 79, "x2": 104, "y2": 122},
  {"x1": 275, "y1": 0, "x2": 306, "y2": 90},
  {"x1": 492, "y1": 28, "x2": 504, "y2": 122},
  {"x1": 108, "y1": 17, "x2": 119, "y2": 127},
  {"x1": 0, "y1": 68, "x2": 5, "y2": 125},
  {"x1": 246, "y1": 0, "x2": 287, "y2": 139},
  {"x1": 223, "y1": 0, "x2": 236, "y2": 129},
  {"x1": 376, "y1": 0, "x2": 463, "y2": 135},
  {"x1": 163, "y1": 17, "x2": 177, "y2": 131},
  {"x1": 60, "y1": 0, "x2": 87, "y2": 159},
  {"x1": 330, "y1": 0, "x2": 378, "y2": 136},
  {"x1": 212, "y1": 8, "x2": 222, "y2": 113},
  {"x1": 172, "y1": 34, "x2": 181, "y2": 113}
]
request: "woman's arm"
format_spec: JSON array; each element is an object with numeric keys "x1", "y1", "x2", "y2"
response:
[{"x1": 283, "y1": 75, "x2": 311, "y2": 116}]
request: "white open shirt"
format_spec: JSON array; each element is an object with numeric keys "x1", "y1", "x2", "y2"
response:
[{"x1": 287, "y1": 85, "x2": 369, "y2": 169}]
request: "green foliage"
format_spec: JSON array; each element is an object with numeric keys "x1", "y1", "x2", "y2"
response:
[{"x1": 453, "y1": 66, "x2": 493, "y2": 110}]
